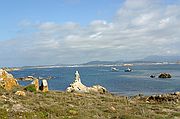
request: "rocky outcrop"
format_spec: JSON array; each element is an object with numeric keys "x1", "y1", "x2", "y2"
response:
[
  {"x1": 0, "y1": 69, "x2": 18, "y2": 90},
  {"x1": 1, "y1": 67, "x2": 21, "y2": 72},
  {"x1": 39, "y1": 79, "x2": 49, "y2": 92},
  {"x1": 150, "y1": 75, "x2": 155, "y2": 78},
  {"x1": 66, "y1": 71, "x2": 107, "y2": 94},
  {"x1": 17, "y1": 76, "x2": 37, "y2": 81},
  {"x1": 17, "y1": 76, "x2": 53, "y2": 81},
  {"x1": 66, "y1": 71, "x2": 87, "y2": 92},
  {"x1": 31, "y1": 79, "x2": 39, "y2": 91},
  {"x1": 158, "y1": 73, "x2": 172, "y2": 78},
  {"x1": 0, "y1": 69, "x2": 14, "y2": 79},
  {"x1": 146, "y1": 92, "x2": 180, "y2": 103}
]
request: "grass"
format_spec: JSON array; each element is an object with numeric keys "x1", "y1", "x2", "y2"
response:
[
  {"x1": 0, "y1": 89, "x2": 179, "y2": 119},
  {"x1": 24, "y1": 84, "x2": 36, "y2": 92}
]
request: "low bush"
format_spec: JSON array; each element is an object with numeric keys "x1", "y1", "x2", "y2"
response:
[{"x1": 24, "y1": 84, "x2": 36, "y2": 92}]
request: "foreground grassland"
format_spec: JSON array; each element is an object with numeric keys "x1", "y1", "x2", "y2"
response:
[{"x1": 0, "y1": 88, "x2": 179, "y2": 119}]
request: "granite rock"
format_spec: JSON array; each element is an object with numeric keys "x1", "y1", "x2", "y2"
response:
[
  {"x1": 66, "y1": 71, "x2": 107, "y2": 94},
  {"x1": 39, "y1": 79, "x2": 49, "y2": 92},
  {"x1": 0, "y1": 69, "x2": 18, "y2": 90}
]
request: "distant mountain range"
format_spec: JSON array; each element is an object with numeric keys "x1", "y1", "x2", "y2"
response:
[
  {"x1": 143, "y1": 55, "x2": 180, "y2": 62},
  {"x1": 83, "y1": 61, "x2": 119, "y2": 65},
  {"x1": 18, "y1": 55, "x2": 180, "y2": 68},
  {"x1": 83, "y1": 55, "x2": 180, "y2": 65},
  {"x1": 83, "y1": 60, "x2": 156, "y2": 65}
]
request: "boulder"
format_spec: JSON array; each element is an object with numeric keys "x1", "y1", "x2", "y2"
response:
[
  {"x1": 146, "y1": 92, "x2": 180, "y2": 103},
  {"x1": 39, "y1": 79, "x2": 48, "y2": 92},
  {"x1": 0, "y1": 69, "x2": 19, "y2": 90},
  {"x1": 66, "y1": 71, "x2": 107, "y2": 94},
  {"x1": 31, "y1": 79, "x2": 39, "y2": 91},
  {"x1": 158, "y1": 73, "x2": 172, "y2": 78},
  {"x1": 15, "y1": 91, "x2": 26, "y2": 96},
  {"x1": 150, "y1": 75, "x2": 155, "y2": 78},
  {"x1": 174, "y1": 92, "x2": 180, "y2": 95},
  {"x1": 88, "y1": 85, "x2": 107, "y2": 94},
  {"x1": 66, "y1": 82, "x2": 87, "y2": 93}
]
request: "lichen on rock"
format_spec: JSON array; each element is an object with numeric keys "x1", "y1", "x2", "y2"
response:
[{"x1": 0, "y1": 69, "x2": 19, "y2": 90}]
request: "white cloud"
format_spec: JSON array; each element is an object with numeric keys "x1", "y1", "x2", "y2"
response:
[
  {"x1": 89, "y1": 32, "x2": 102, "y2": 39},
  {"x1": 1, "y1": 0, "x2": 180, "y2": 66},
  {"x1": 132, "y1": 13, "x2": 156, "y2": 25}
]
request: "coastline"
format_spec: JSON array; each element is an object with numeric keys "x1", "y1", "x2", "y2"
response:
[
  {"x1": 0, "y1": 67, "x2": 179, "y2": 118},
  {"x1": 6, "y1": 62, "x2": 180, "y2": 70}
]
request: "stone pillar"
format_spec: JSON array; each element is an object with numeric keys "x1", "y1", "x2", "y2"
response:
[
  {"x1": 31, "y1": 79, "x2": 39, "y2": 91},
  {"x1": 74, "y1": 71, "x2": 81, "y2": 82},
  {"x1": 40, "y1": 79, "x2": 48, "y2": 92}
]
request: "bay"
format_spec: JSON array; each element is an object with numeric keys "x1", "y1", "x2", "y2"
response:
[{"x1": 11, "y1": 64, "x2": 180, "y2": 96}]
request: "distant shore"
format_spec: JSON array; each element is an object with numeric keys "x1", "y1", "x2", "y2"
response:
[
  {"x1": 1, "y1": 67, "x2": 22, "y2": 72},
  {"x1": 6, "y1": 62, "x2": 180, "y2": 70}
]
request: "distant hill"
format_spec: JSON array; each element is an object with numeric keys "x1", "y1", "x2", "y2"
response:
[
  {"x1": 83, "y1": 55, "x2": 180, "y2": 66},
  {"x1": 83, "y1": 60, "x2": 156, "y2": 65},
  {"x1": 122, "y1": 60, "x2": 158, "y2": 64},
  {"x1": 83, "y1": 61, "x2": 118, "y2": 65},
  {"x1": 143, "y1": 55, "x2": 180, "y2": 62},
  {"x1": 20, "y1": 55, "x2": 180, "y2": 68}
]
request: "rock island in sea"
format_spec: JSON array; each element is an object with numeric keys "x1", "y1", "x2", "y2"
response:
[
  {"x1": 0, "y1": 68, "x2": 179, "y2": 119},
  {"x1": 66, "y1": 71, "x2": 107, "y2": 94}
]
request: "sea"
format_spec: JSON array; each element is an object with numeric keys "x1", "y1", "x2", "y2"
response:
[{"x1": 11, "y1": 64, "x2": 180, "y2": 96}]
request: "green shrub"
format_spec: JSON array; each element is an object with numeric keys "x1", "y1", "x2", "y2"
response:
[
  {"x1": 12, "y1": 85, "x2": 24, "y2": 93},
  {"x1": 24, "y1": 84, "x2": 36, "y2": 92}
]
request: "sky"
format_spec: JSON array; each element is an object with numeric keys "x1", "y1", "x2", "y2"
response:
[{"x1": 0, "y1": 0, "x2": 180, "y2": 67}]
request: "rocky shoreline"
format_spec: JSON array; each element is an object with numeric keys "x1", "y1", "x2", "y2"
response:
[
  {"x1": 0, "y1": 68, "x2": 179, "y2": 98},
  {"x1": 0, "y1": 68, "x2": 180, "y2": 118},
  {"x1": 1, "y1": 67, "x2": 22, "y2": 72},
  {"x1": 16, "y1": 76, "x2": 54, "y2": 81}
]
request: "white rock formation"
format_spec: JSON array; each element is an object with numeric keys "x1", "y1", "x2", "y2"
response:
[
  {"x1": 66, "y1": 71, "x2": 107, "y2": 93},
  {"x1": 66, "y1": 71, "x2": 87, "y2": 92}
]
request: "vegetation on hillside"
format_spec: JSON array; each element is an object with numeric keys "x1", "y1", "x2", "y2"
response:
[{"x1": 0, "y1": 87, "x2": 179, "y2": 119}]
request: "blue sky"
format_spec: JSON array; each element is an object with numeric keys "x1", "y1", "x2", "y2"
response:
[
  {"x1": 0, "y1": 0, "x2": 180, "y2": 66},
  {"x1": 0, "y1": 0, "x2": 123, "y2": 40}
]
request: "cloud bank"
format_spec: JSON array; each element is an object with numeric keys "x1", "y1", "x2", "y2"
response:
[{"x1": 1, "y1": 0, "x2": 180, "y2": 66}]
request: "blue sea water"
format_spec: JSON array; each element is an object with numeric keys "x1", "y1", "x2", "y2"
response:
[{"x1": 11, "y1": 64, "x2": 180, "y2": 96}]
